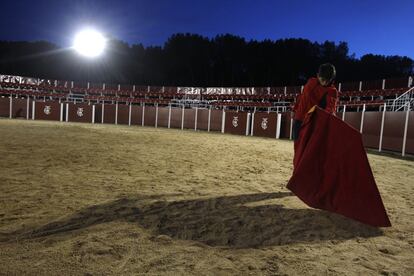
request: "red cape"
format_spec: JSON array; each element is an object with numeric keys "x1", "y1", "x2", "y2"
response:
[{"x1": 288, "y1": 107, "x2": 391, "y2": 227}]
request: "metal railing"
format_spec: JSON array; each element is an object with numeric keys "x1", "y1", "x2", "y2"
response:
[{"x1": 388, "y1": 87, "x2": 414, "y2": 111}]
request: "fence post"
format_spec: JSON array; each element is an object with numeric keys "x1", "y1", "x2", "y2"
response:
[
  {"x1": 9, "y1": 94, "x2": 12, "y2": 118},
  {"x1": 181, "y1": 105, "x2": 185, "y2": 130},
  {"x1": 221, "y1": 108, "x2": 226, "y2": 133},
  {"x1": 26, "y1": 97, "x2": 30, "y2": 120},
  {"x1": 92, "y1": 105, "x2": 95, "y2": 123},
  {"x1": 250, "y1": 111, "x2": 255, "y2": 136},
  {"x1": 32, "y1": 101, "x2": 35, "y2": 120},
  {"x1": 194, "y1": 107, "x2": 198, "y2": 131},
  {"x1": 338, "y1": 83, "x2": 342, "y2": 92},
  {"x1": 128, "y1": 103, "x2": 131, "y2": 126},
  {"x1": 65, "y1": 103, "x2": 68, "y2": 122},
  {"x1": 402, "y1": 103, "x2": 410, "y2": 156},
  {"x1": 142, "y1": 102, "x2": 145, "y2": 126},
  {"x1": 360, "y1": 104, "x2": 366, "y2": 133},
  {"x1": 101, "y1": 103, "x2": 105, "y2": 124},
  {"x1": 246, "y1": 113, "x2": 251, "y2": 136},
  {"x1": 208, "y1": 107, "x2": 211, "y2": 132},
  {"x1": 342, "y1": 105, "x2": 346, "y2": 121},
  {"x1": 379, "y1": 103, "x2": 386, "y2": 152},
  {"x1": 289, "y1": 116, "x2": 293, "y2": 140},
  {"x1": 115, "y1": 102, "x2": 118, "y2": 125},
  {"x1": 167, "y1": 104, "x2": 171, "y2": 128},
  {"x1": 276, "y1": 113, "x2": 281, "y2": 139},
  {"x1": 359, "y1": 81, "x2": 362, "y2": 91},
  {"x1": 155, "y1": 103, "x2": 159, "y2": 128},
  {"x1": 382, "y1": 79, "x2": 386, "y2": 90}
]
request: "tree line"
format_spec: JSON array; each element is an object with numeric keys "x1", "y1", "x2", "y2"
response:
[{"x1": 0, "y1": 33, "x2": 412, "y2": 87}]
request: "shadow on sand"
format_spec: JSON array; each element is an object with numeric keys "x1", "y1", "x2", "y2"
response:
[{"x1": 2, "y1": 192, "x2": 383, "y2": 248}]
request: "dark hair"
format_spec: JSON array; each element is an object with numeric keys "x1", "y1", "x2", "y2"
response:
[{"x1": 318, "y1": 63, "x2": 336, "y2": 82}]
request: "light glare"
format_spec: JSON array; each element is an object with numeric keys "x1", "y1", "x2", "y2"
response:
[{"x1": 73, "y1": 29, "x2": 106, "y2": 58}]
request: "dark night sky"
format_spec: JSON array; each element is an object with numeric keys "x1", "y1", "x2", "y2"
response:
[{"x1": 1, "y1": 0, "x2": 413, "y2": 58}]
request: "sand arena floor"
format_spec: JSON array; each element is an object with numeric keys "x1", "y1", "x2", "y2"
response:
[{"x1": 0, "y1": 119, "x2": 413, "y2": 275}]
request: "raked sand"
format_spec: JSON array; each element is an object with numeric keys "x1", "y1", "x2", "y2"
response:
[{"x1": 0, "y1": 119, "x2": 413, "y2": 275}]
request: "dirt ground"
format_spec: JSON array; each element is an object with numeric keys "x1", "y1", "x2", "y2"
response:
[{"x1": 0, "y1": 118, "x2": 413, "y2": 275}]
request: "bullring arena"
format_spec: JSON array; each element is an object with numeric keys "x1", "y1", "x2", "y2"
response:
[{"x1": 0, "y1": 74, "x2": 413, "y2": 275}]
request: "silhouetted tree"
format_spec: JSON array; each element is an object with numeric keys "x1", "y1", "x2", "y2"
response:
[{"x1": 0, "y1": 35, "x2": 412, "y2": 87}]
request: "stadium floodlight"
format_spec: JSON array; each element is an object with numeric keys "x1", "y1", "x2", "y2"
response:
[{"x1": 73, "y1": 29, "x2": 106, "y2": 58}]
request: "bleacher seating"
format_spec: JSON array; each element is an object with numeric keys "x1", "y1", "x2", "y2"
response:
[{"x1": 0, "y1": 74, "x2": 412, "y2": 109}]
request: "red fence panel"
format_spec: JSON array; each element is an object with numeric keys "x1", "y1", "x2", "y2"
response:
[
  {"x1": 280, "y1": 112, "x2": 291, "y2": 139},
  {"x1": 67, "y1": 103, "x2": 93, "y2": 123},
  {"x1": 224, "y1": 111, "x2": 248, "y2": 135},
  {"x1": 406, "y1": 112, "x2": 414, "y2": 155},
  {"x1": 12, "y1": 98, "x2": 31, "y2": 119},
  {"x1": 382, "y1": 112, "x2": 405, "y2": 152},
  {"x1": 344, "y1": 112, "x2": 362, "y2": 131},
  {"x1": 117, "y1": 104, "x2": 130, "y2": 125},
  {"x1": 34, "y1": 101, "x2": 61, "y2": 121},
  {"x1": 196, "y1": 108, "x2": 209, "y2": 130},
  {"x1": 170, "y1": 107, "x2": 183, "y2": 129},
  {"x1": 144, "y1": 106, "x2": 156, "y2": 127},
  {"x1": 252, "y1": 112, "x2": 278, "y2": 138},
  {"x1": 157, "y1": 107, "x2": 169, "y2": 128},
  {"x1": 209, "y1": 109, "x2": 223, "y2": 131},
  {"x1": 0, "y1": 96, "x2": 9, "y2": 117},
  {"x1": 183, "y1": 108, "x2": 196, "y2": 129},
  {"x1": 94, "y1": 104, "x2": 102, "y2": 124},
  {"x1": 103, "y1": 104, "x2": 116, "y2": 124},
  {"x1": 362, "y1": 112, "x2": 382, "y2": 149},
  {"x1": 130, "y1": 105, "x2": 143, "y2": 126}
]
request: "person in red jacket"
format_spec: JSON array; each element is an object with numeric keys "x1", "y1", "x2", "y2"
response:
[{"x1": 292, "y1": 63, "x2": 338, "y2": 140}]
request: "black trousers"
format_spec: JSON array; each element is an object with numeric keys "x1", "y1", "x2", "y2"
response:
[{"x1": 292, "y1": 119, "x2": 303, "y2": 141}]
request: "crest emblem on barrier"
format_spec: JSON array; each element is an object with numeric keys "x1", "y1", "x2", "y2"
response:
[
  {"x1": 43, "y1": 105, "x2": 51, "y2": 115},
  {"x1": 232, "y1": 116, "x2": 239, "y2": 128},
  {"x1": 261, "y1": 118, "x2": 268, "y2": 130},
  {"x1": 77, "y1": 107, "x2": 84, "y2": 117}
]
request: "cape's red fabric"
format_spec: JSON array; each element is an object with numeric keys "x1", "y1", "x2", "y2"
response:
[{"x1": 288, "y1": 107, "x2": 391, "y2": 227}]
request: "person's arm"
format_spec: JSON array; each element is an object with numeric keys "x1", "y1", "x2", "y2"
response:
[
  {"x1": 325, "y1": 89, "x2": 338, "y2": 114},
  {"x1": 294, "y1": 78, "x2": 318, "y2": 121}
]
